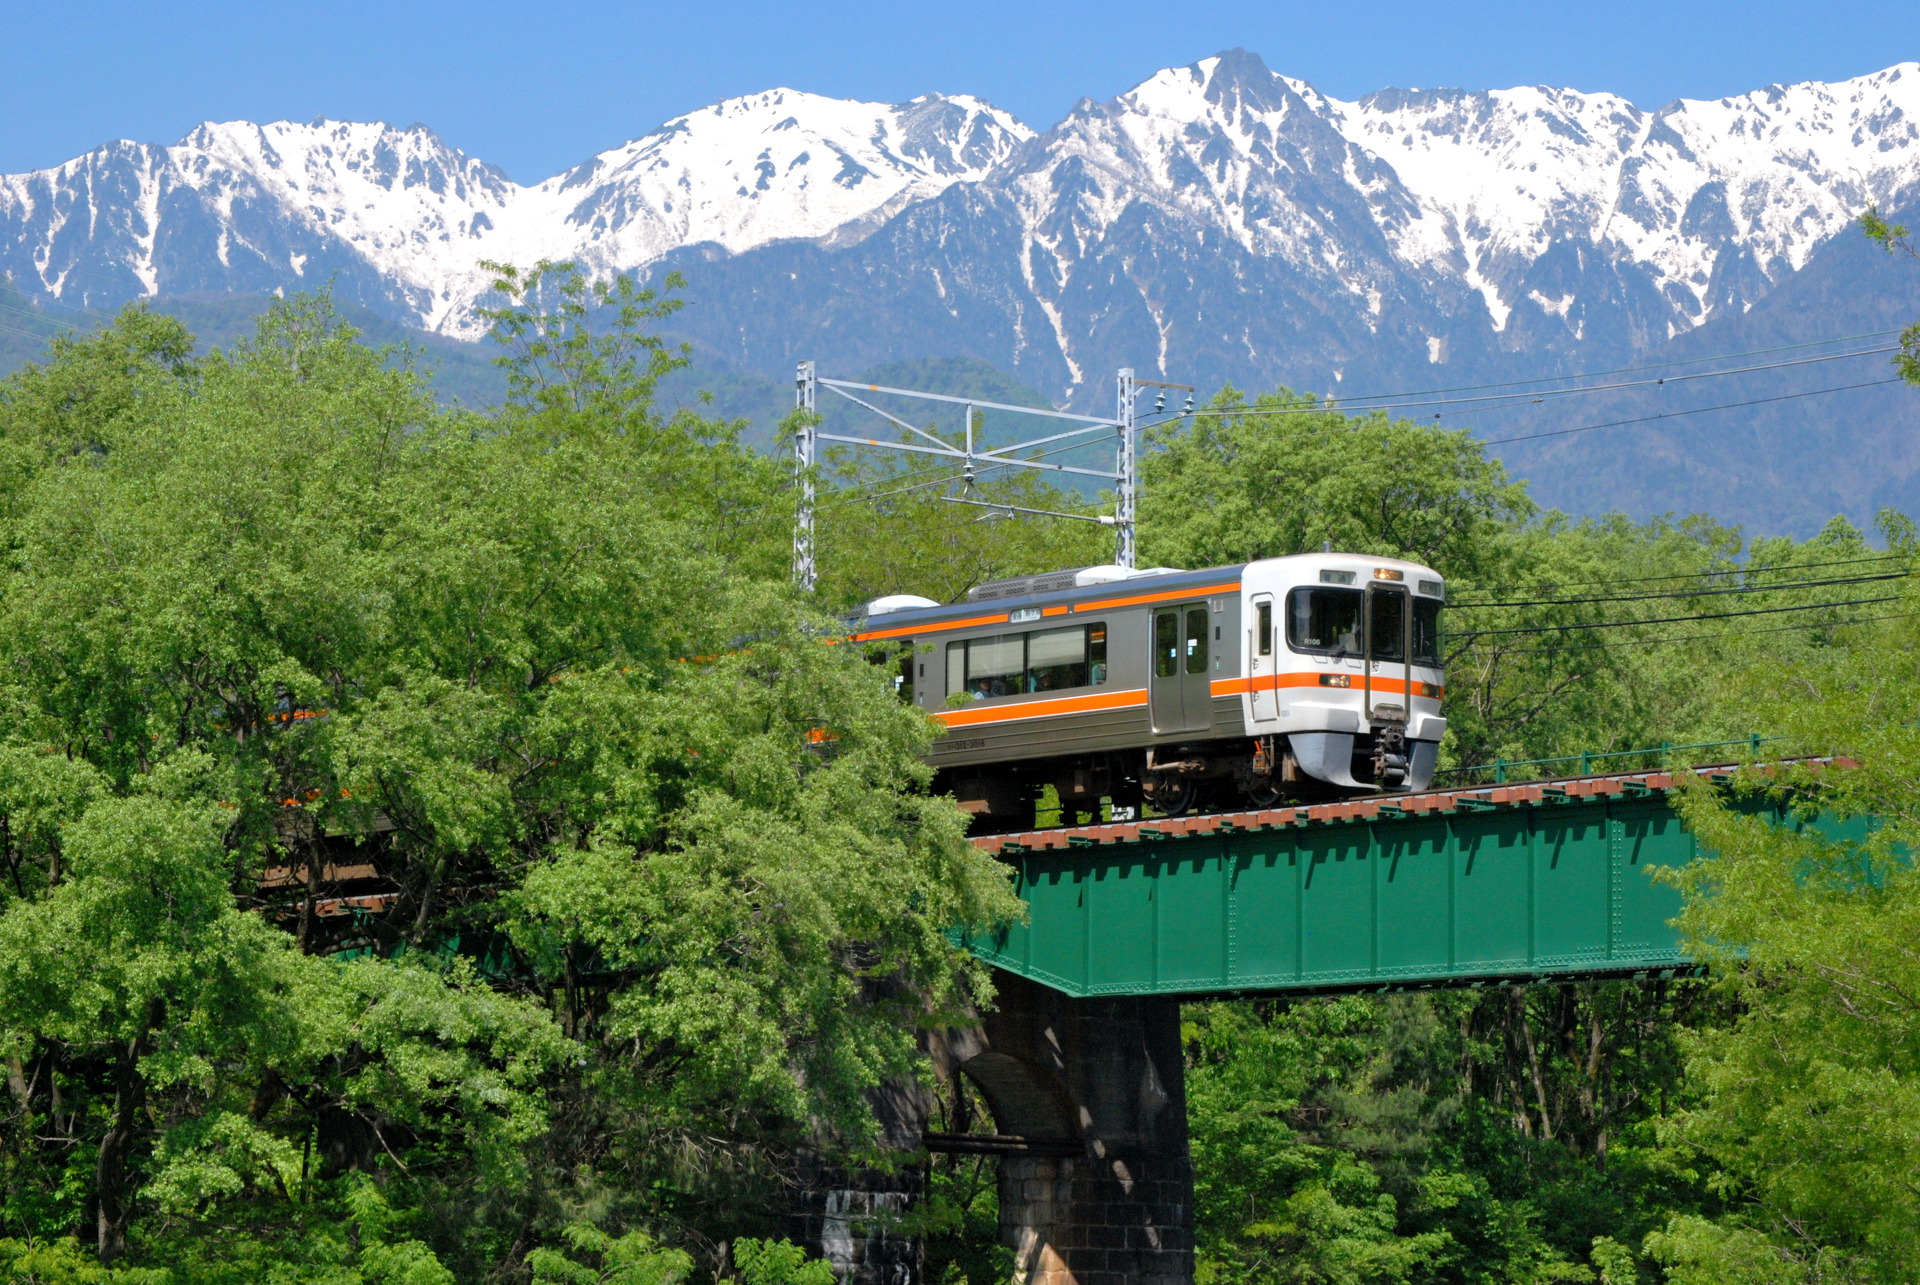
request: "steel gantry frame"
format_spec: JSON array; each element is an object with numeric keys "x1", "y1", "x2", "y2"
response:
[{"x1": 791, "y1": 362, "x2": 1192, "y2": 591}]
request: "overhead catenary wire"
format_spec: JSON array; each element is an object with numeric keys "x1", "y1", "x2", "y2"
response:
[
  {"x1": 1482, "y1": 376, "x2": 1910, "y2": 446},
  {"x1": 1451, "y1": 594, "x2": 1906, "y2": 640},
  {"x1": 1448, "y1": 552, "x2": 1912, "y2": 597},
  {"x1": 1150, "y1": 341, "x2": 1900, "y2": 422},
  {"x1": 1269, "y1": 327, "x2": 1907, "y2": 407},
  {"x1": 1484, "y1": 610, "x2": 1918, "y2": 656},
  {"x1": 1449, "y1": 569, "x2": 1912, "y2": 611}
]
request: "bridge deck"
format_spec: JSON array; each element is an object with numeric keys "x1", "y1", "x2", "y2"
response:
[{"x1": 964, "y1": 769, "x2": 1727, "y2": 999}]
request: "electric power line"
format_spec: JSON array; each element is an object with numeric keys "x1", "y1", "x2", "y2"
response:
[
  {"x1": 1446, "y1": 552, "x2": 1912, "y2": 598},
  {"x1": 1453, "y1": 594, "x2": 1906, "y2": 640},
  {"x1": 1486, "y1": 610, "x2": 1917, "y2": 656},
  {"x1": 1136, "y1": 336, "x2": 1904, "y2": 426},
  {"x1": 1484, "y1": 376, "x2": 1909, "y2": 445},
  {"x1": 1449, "y1": 569, "x2": 1910, "y2": 611},
  {"x1": 1295, "y1": 327, "x2": 1907, "y2": 406}
]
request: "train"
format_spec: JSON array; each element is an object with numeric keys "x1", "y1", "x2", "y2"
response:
[{"x1": 852, "y1": 553, "x2": 1447, "y2": 830}]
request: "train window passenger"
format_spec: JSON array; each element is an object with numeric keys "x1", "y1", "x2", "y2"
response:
[
  {"x1": 1287, "y1": 587, "x2": 1365, "y2": 657},
  {"x1": 947, "y1": 624, "x2": 1112, "y2": 699},
  {"x1": 967, "y1": 633, "x2": 1025, "y2": 698},
  {"x1": 1412, "y1": 598, "x2": 1442, "y2": 666},
  {"x1": 1184, "y1": 609, "x2": 1208, "y2": 674},
  {"x1": 1155, "y1": 611, "x2": 1179, "y2": 678},
  {"x1": 1028, "y1": 626, "x2": 1089, "y2": 691}
]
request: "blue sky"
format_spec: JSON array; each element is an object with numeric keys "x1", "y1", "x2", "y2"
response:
[{"x1": 4, "y1": 1, "x2": 1916, "y2": 181}]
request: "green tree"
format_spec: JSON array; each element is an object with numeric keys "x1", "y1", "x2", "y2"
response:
[
  {"x1": 0, "y1": 285, "x2": 1019, "y2": 1275},
  {"x1": 1138, "y1": 388, "x2": 1533, "y2": 578},
  {"x1": 1651, "y1": 543, "x2": 1920, "y2": 1282}
]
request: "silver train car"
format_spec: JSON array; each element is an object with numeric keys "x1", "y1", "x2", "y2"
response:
[{"x1": 853, "y1": 553, "x2": 1447, "y2": 829}]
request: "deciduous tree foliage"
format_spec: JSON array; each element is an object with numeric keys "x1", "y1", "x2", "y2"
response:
[
  {"x1": 0, "y1": 284, "x2": 1016, "y2": 1279},
  {"x1": 1650, "y1": 529, "x2": 1920, "y2": 1284},
  {"x1": 0, "y1": 255, "x2": 1913, "y2": 1285}
]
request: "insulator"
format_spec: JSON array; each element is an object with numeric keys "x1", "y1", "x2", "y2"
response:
[
  {"x1": 1153, "y1": 391, "x2": 1166, "y2": 412},
  {"x1": 1182, "y1": 393, "x2": 1195, "y2": 416}
]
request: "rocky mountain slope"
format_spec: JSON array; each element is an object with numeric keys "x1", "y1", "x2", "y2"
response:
[{"x1": 4, "y1": 51, "x2": 1919, "y2": 531}]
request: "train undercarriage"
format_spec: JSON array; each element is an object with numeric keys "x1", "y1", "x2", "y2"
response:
[{"x1": 936, "y1": 729, "x2": 1423, "y2": 834}]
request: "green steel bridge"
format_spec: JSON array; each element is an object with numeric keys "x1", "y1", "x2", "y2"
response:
[{"x1": 963, "y1": 761, "x2": 1842, "y2": 999}]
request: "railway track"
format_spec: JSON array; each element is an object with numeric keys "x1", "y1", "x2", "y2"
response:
[{"x1": 966, "y1": 761, "x2": 1781, "y2": 856}]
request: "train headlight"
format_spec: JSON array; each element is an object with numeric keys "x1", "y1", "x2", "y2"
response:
[{"x1": 1320, "y1": 674, "x2": 1352, "y2": 688}]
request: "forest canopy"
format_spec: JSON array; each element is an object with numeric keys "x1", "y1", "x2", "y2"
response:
[{"x1": 0, "y1": 258, "x2": 1916, "y2": 1285}]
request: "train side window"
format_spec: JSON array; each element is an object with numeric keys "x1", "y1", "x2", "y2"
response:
[
  {"x1": 1287, "y1": 587, "x2": 1365, "y2": 657},
  {"x1": 965, "y1": 633, "x2": 1026, "y2": 699},
  {"x1": 1028, "y1": 625, "x2": 1088, "y2": 691},
  {"x1": 1154, "y1": 611, "x2": 1179, "y2": 678},
  {"x1": 1257, "y1": 602, "x2": 1273, "y2": 655},
  {"x1": 1184, "y1": 608, "x2": 1208, "y2": 675},
  {"x1": 949, "y1": 623, "x2": 1113, "y2": 698}
]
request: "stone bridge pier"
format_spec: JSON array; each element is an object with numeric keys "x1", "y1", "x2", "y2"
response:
[
  {"x1": 939, "y1": 969, "x2": 1195, "y2": 1285},
  {"x1": 796, "y1": 968, "x2": 1194, "y2": 1285}
]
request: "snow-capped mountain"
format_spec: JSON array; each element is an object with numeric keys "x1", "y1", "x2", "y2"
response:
[
  {"x1": 1313, "y1": 62, "x2": 1920, "y2": 336},
  {"x1": 12, "y1": 47, "x2": 1911, "y2": 388},
  {"x1": 4, "y1": 51, "x2": 1920, "y2": 532},
  {"x1": 0, "y1": 91, "x2": 1031, "y2": 334}
]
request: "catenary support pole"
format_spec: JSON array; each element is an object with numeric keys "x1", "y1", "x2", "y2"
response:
[
  {"x1": 794, "y1": 360, "x2": 818, "y2": 592},
  {"x1": 1116, "y1": 368, "x2": 1138, "y2": 569}
]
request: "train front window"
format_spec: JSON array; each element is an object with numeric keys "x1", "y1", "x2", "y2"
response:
[
  {"x1": 1371, "y1": 591, "x2": 1406, "y2": 663},
  {"x1": 1412, "y1": 598, "x2": 1441, "y2": 666},
  {"x1": 1287, "y1": 587, "x2": 1365, "y2": 657}
]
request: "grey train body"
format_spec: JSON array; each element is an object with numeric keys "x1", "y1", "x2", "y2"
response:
[{"x1": 856, "y1": 554, "x2": 1448, "y2": 831}]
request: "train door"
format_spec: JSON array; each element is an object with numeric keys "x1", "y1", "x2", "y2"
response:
[
  {"x1": 1151, "y1": 603, "x2": 1213, "y2": 734},
  {"x1": 1364, "y1": 584, "x2": 1412, "y2": 721},
  {"x1": 1249, "y1": 594, "x2": 1275, "y2": 720}
]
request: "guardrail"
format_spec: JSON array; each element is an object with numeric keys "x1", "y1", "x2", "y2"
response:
[{"x1": 1440, "y1": 734, "x2": 1775, "y2": 785}]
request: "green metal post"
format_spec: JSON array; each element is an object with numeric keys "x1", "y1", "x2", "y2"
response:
[{"x1": 1495, "y1": 758, "x2": 1507, "y2": 784}]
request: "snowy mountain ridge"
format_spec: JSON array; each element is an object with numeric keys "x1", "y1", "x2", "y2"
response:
[
  {"x1": 1, "y1": 51, "x2": 1918, "y2": 362},
  {"x1": 0, "y1": 91, "x2": 1031, "y2": 333}
]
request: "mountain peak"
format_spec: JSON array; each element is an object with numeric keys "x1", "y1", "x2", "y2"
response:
[{"x1": 0, "y1": 55, "x2": 1915, "y2": 362}]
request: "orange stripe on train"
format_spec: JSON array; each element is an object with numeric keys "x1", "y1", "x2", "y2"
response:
[
  {"x1": 934, "y1": 687, "x2": 1149, "y2": 728},
  {"x1": 1216, "y1": 673, "x2": 1445, "y2": 699},
  {"x1": 1071, "y1": 581, "x2": 1241, "y2": 613},
  {"x1": 852, "y1": 610, "x2": 1011, "y2": 642}
]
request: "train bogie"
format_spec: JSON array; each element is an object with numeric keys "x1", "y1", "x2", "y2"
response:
[{"x1": 853, "y1": 554, "x2": 1446, "y2": 830}]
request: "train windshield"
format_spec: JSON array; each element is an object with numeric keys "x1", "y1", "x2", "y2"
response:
[
  {"x1": 1287, "y1": 588, "x2": 1364, "y2": 658},
  {"x1": 1287, "y1": 588, "x2": 1443, "y2": 667}
]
